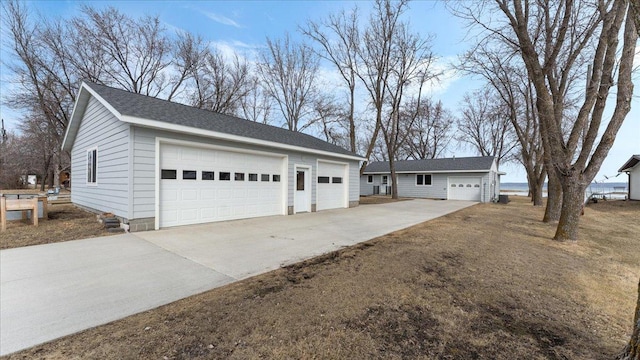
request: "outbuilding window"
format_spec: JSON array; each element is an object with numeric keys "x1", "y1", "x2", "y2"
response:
[
  {"x1": 416, "y1": 174, "x2": 432, "y2": 186},
  {"x1": 87, "y1": 148, "x2": 97, "y2": 184},
  {"x1": 367, "y1": 175, "x2": 373, "y2": 184}
]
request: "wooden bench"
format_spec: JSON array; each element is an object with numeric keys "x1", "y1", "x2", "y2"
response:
[{"x1": 1, "y1": 197, "x2": 39, "y2": 231}]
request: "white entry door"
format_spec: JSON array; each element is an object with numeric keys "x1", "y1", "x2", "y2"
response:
[
  {"x1": 448, "y1": 176, "x2": 482, "y2": 201},
  {"x1": 294, "y1": 166, "x2": 311, "y2": 213},
  {"x1": 159, "y1": 143, "x2": 286, "y2": 227},
  {"x1": 317, "y1": 161, "x2": 348, "y2": 211}
]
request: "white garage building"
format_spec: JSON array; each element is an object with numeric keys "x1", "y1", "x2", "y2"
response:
[
  {"x1": 361, "y1": 156, "x2": 503, "y2": 203},
  {"x1": 618, "y1": 155, "x2": 640, "y2": 200},
  {"x1": 62, "y1": 82, "x2": 364, "y2": 231}
]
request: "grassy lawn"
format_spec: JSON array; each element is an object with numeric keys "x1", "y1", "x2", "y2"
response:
[
  {"x1": 3, "y1": 197, "x2": 639, "y2": 359},
  {"x1": 0, "y1": 203, "x2": 113, "y2": 250}
]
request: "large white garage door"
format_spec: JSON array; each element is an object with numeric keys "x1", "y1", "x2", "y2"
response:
[
  {"x1": 159, "y1": 143, "x2": 285, "y2": 228},
  {"x1": 448, "y1": 176, "x2": 482, "y2": 201},
  {"x1": 317, "y1": 161, "x2": 348, "y2": 211}
]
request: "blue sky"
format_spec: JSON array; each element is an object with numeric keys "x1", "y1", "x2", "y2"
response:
[{"x1": 1, "y1": 0, "x2": 638, "y2": 183}]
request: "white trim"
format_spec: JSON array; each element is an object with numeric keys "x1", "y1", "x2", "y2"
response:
[
  {"x1": 366, "y1": 175, "x2": 373, "y2": 184},
  {"x1": 364, "y1": 170, "x2": 491, "y2": 175},
  {"x1": 294, "y1": 164, "x2": 312, "y2": 214},
  {"x1": 316, "y1": 159, "x2": 349, "y2": 209},
  {"x1": 154, "y1": 137, "x2": 288, "y2": 230},
  {"x1": 121, "y1": 115, "x2": 364, "y2": 162},
  {"x1": 415, "y1": 174, "x2": 433, "y2": 186},
  {"x1": 86, "y1": 147, "x2": 98, "y2": 186}
]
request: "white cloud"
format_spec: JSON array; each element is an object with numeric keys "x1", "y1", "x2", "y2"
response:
[{"x1": 202, "y1": 11, "x2": 242, "y2": 28}]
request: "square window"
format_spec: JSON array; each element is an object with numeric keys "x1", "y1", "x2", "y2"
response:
[
  {"x1": 424, "y1": 175, "x2": 432, "y2": 185},
  {"x1": 202, "y1": 171, "x2": 215, "y2": 180},
  {"x1": 183, "y1": 170, "x2": 197, "y2": 180},
  {"x1": 235, "y1": 172, "x2": 245, "y2": 181},
  {"x1": 318, "y1": 176, "x2": 330, "y2": 183},
  {"x1": 273, "y1": 174, "x2": 280, "y2": 182},
  {"x1": 261, "y1": 174, "x2": 270, "y2": 182},
  {"x1": 332, "y1": 177, "x2": 342, "y2": 184},
  {"x1": 249, "y1": 173, "x2": 258, "y2": 181},
  {"x1": 220, "y1": 172, "x2": 231, "y2": 181},
  {"x1": 161, "y1": 169, "x2": 177, "y2": 179}
]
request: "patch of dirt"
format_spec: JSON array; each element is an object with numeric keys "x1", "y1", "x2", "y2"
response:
[
  {"x1": 0, "y1": 203, "x2": 114, "y2": 249},
  {"x1": 4, "y1": 197, "x2": 639, "y2": 359}
]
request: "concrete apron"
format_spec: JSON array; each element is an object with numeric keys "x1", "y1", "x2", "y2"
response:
[{"x1": 0, "y1": 199, "x2": 475, "y2": 356}]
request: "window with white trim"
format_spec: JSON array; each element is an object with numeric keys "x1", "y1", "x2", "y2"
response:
[
  {"x1": 382, "y1": 175, "x2": 388, "y2": 185},
  {"x1": 416, "y1": 174, "x2": 432, "y2": 186},
  {"x1": 367, "y1": 175, "x2": 373, "y2": 184},
  {"x1": 87, "y1": 148, "x2": 97, "y2": 184}
]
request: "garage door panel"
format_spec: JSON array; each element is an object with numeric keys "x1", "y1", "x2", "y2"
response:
[
  {"x1": 448, "y1": 177, "x2": 481, "y2": 201},
  {"x1": 317, "y1": 162, "x2": 347, "y2": 211},
  {"x1": 160, "y1": 143, "x2": 285, "y2": 228}
]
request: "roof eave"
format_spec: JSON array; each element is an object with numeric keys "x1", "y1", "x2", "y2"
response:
[
  {"x1": 62, "y1": 82, "x2": 124, "y2": 152},
  {"x1": 121, "y1": 115, "x2": 366, "y2": 162},
  {"x1": 618, "y1": 155, "x2": 640, "y2": 172},
  {"x1": 362, "y1": 169, "x2": 492, "y2": 174}
]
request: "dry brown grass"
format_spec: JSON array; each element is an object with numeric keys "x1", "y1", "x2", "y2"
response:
[
  {"x1": 359, "y1": 195, "x2": 410, "y2": 205},
  {"x1": 0, "y1": 203, "x2": 113, "y2": 250},
  {"x1": 3, "y1": 197, "x2": 639, "y2": 359}
]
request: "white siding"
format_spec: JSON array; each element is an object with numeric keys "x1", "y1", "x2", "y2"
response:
[
  {"x1": 70, "y1": 97, "x2": 130, "y2": 217},
  {"x1": 131, "y1": 126, "x2": 360, "y2": 219},
  {"x1": 362, "y1": 171, "x2": 497, "y2": 202},
  {"x1": 396, "y1": 173, "x2": 448, "y2": 199},
  {"x1": 630, "y1": 165, "x2": 640, "y2": 200}
]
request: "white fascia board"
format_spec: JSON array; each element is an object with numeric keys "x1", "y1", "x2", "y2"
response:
[
  {"x1": 62, "y1": 82, "x2": 124, "y2": 151},
  {"x1": 363, "y1": 170, "x2": 491, "y2": 175},
  {"x1": 121, "y1": 115, "x2": 366, "y2": 162}
]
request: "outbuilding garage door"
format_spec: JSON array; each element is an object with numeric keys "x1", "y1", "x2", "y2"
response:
[
  {"x1": 448, "y1": 176, "x2": 482, "y2": 201},
  {"x1": 317, "y1": 161, "x2": 348, "y2": 211},
  {"x1": 159, "y1": 143, "x2": 285, "y2": 228}
]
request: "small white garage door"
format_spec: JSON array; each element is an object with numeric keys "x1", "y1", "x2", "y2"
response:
[
  {"x1": 317, "y1": 161, "x2": 348, "y2": 211},
  {"x1": 448, "y1": 176, "x2": 482, "y2": 201},
  {"x1": 159, "y1": 143, "x2": 285, "y2": 228}
]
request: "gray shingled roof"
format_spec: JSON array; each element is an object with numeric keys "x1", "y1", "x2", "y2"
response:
[
  {"x1": 363, "y1": 156, "x2": 495, "y2": 173},
  {"x1": 618, "y1": 155, "x2": 640, "y2": 172},
  {"x1": 85, "y1": 82, "x2": 360, "y2": 158}
]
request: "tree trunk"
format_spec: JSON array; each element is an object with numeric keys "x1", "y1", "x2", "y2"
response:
[
  {"x1": 553, "y1": 174, "x2": 585, "y2": 241},
  {"x1": 389, "y1": 158, "x2": 398, "y2": 199},
  {"x1": 530, "y1": 182, "x2": 543, "y2": 206},
  {"x1": 618, "y1": 278, "x2": 640, "y2": 360},
  {"x1": 543, "y1": 170, "x2": 562, "y2": 222}
]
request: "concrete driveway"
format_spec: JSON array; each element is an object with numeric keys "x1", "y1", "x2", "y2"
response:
[{"x1": 0, "y1": 199, "x2": 475, "y2": 355}]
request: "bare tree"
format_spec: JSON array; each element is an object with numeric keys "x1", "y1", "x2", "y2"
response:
[
  {"x1": 17, "y1": 114, "x2": 61, "y2": 191},
  {"x1": 403, "y1": 98, "x2": 454, "y2": 160},
  {"x1": 459, "y1": 45, "x2": 549, "y2": 206},
  {"x1": 302, "y1": 7, "x2": 360, "y2": 152},
  {"x1": 2, "y1": 0, "x2": 73, "y2": 189},
  {"x1": 457, "y1": 88, "x2": 517, "y2": 169},
  {"x1": 618, "y1": 279, "x2": 640, "y2": 360},
  {"x1": 487, "y1": 0, "x2": 638, "y2": 241},
  {"x1": 354, "y1": 0, "x2": 407, "y2": 175},
  {"x1": 257, "y1": 33, "x2": 320, "y2": 132},
  {"x1": 188, "y1": 50, "x2": 252, "y2": 115},
  {"x1": 71, "y1": 6, "x2": 188, "y2": 98}
]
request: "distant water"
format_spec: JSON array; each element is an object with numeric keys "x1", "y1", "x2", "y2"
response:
[{"x1": 501, "y1": 182, "x2": 628, "y2": 199}]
